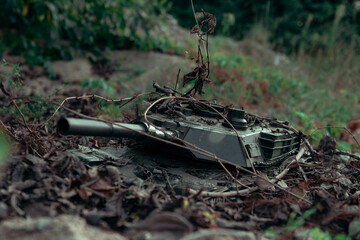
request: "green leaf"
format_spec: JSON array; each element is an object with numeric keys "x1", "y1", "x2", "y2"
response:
[
  {"x1": 0, "y1": 132, "x2": 11, "y2": 164},
  {"x1": 337, "y1": 141, "x2": 352, "y2": 152}
]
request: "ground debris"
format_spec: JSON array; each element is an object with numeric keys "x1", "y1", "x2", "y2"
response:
[{"x1": 0, "y1": 127, "x2": 359, "y2": 239}]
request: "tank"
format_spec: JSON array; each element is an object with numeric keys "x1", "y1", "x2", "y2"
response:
[{"x1": 57, "y1": 98, "x2": 301, "y2": 168}]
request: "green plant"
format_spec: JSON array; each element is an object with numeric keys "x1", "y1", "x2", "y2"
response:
[
  {"x1": 81, "y1": 78, "x2": 117, "y2": 97},
  {"x1": 0, "y1": 132, "x2": 11, "y2": 164},
  {"x1": 0, "y1": 60, "x2": 22, "y2": 94},
  {"x1": 133, "y1": 65, "x2": 146, "y2": 76},
  {"x1": 0, "y1": 61, "x2": 57, "y2": 122},
  {"x1": 0, "y1": 0, "x2": 177, "y2": 64},
  {"x1": 263, "y1": 228, "x2": 276, "y2": 240},
  {"x1": 348, "y1": 218, "x2": 360, "y2": 239},
  {"x1": 284, "y1": 207, "x2": 317, "y2": 233},
  {"x1": 308, "y1": 227, "x2": 345, "y2": 240}
]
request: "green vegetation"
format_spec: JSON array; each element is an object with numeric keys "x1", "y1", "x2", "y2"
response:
[
  {"x1": 82, "y1": 78, "x2": 117, "y2": 98},
  {"x1": 0, "y1": 60, "x2": 22, "y2": 92},
  {"x1": 201, "y1": 48, "x2": 359, "y2": 150},
  {"x1": 0, "y1": 132, "x2": 11, "y2": 164},
  {"x1": 0, "y1": 0, "x2": 181, "y2": 65},
  {"x1": 284, "y1": 207, "x2": 317, "y2": 233},
  {"x1": 264, "y1": 208, "x2": 360, "y2": 239},
  {"x1": 170, "y1": 0, "x2": 360, "y2": 54}
]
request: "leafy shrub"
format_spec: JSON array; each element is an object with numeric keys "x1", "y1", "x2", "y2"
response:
[{"x1": 0, "y1": 0, "x2": 179, "y2": 65}]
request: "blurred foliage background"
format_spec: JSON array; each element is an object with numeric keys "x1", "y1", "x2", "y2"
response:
[
  {"x1": 0, "y1": 0, "x2": 359, "y2": 151},
  {"x1": 3, "y1": 0, "x2": 358, "y2": 61},
  {"x1": 0, "y1": 0, "x2": 177, "y2": 65},
  {"x1": 170, "y1": 0, "x2": 360, "y2": 54}
]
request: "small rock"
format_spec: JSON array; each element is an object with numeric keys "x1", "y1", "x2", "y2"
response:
[
  {"x1": 153, "y1": 168, "x2": 162, "y2": 174},
  {"x1": 180, "y1": 229, "x2": 256, "y2": 240},
  {"x1": 0, "y1": 215, "x2": 126, "y2": 240},
  {"x1": 52, "y1": 58, "x2": 92, "y2": 82},
  {"x1": 336, "y1": 177, "x2": 352, "y2": 186}
]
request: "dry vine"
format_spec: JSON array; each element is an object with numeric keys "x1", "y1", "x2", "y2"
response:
[{"x1": 183, "y1": 3, "x2": 216, "y2": 95}]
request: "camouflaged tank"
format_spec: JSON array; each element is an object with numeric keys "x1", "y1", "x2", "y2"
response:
[{"x1": 57, "y1": 97, "x2": 301, "y2": 168}]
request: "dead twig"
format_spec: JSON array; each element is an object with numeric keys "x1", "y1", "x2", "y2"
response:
[
  {"x1": 188, "y1": 187, "x2": 255, "y2": 198},
  {"x1": 39, "y1": 92, "x2": 154, "y2": 128},
  {"x1": 294, "y1": 146, "x2": 308, "y2": 181},
  {"x1": 334, "y1": 150, "x2": 360, "y2": 161},
  {"x1": 188, "y1": 180, "x2": 310, "y2": 203},
  {"x1": 175, "y1": 68, "x2": 181, "y2": 91},
  {"x1": 235, "y1": 168, "x2": 240, "y2": 195},
  {"x1": 10, "y1": 99, "x2": 33, "y2": 133},
  {"x1": 303, "y1": 137, "x2": 317, "y2": 157},
  {"x1": 80, "y1": 176, "x2": 100, "y2": 189},
  {"x1": 190, "y1": 0, "x2": 199, "y2": 26},
  {"x1": 275, "y1": 145, "x2": 307, "y2": 182},
  {"x1": 0, "y1": 119, "x2": 17, "y2": 140},
  {"x1": 10, "y1": 193, "x2": 25, "y2": 216},
  {"x1": 162, "y1": 169, "x2": 176, "y2": 198}
]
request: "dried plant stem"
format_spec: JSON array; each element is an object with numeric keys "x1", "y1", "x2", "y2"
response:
[
  {"x1": 0, "y1": 119, "x2": 17, "y2": 140},
  {"x1": 206, "y1": 34, "x2": 210, "y2": 78},
  {"x1": 175, "y1": 68, "x2": 181, "y2": 90},
  {"x1": 274, "y1": 145, "x2": 307, "y2": 182},
  {"x1": 334, "y1": 151, "x2": 360, "y2": 161},
  {"x1": 188, "y1": 187, "x2": 255, "y2": 198},
  {"x1": 294, "y1": 146, "x2": 308, "y2": 181},
  {"x1": 11, "y1": 99, "x2": 32, "y2": 133},
  {"x1": 190, "y1": 0, "x2": 199, "y2": 26},
  {"x1": 162, "y1": 169, "x2": 176, "y2": 197},
  {"x1": 40, "y1": 92, "x2": 153, "y2": 128}
]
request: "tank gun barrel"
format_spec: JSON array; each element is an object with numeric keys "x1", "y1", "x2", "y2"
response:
[{"x1": 57, "y1": 117, "x2": 174, "y2": 139}]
